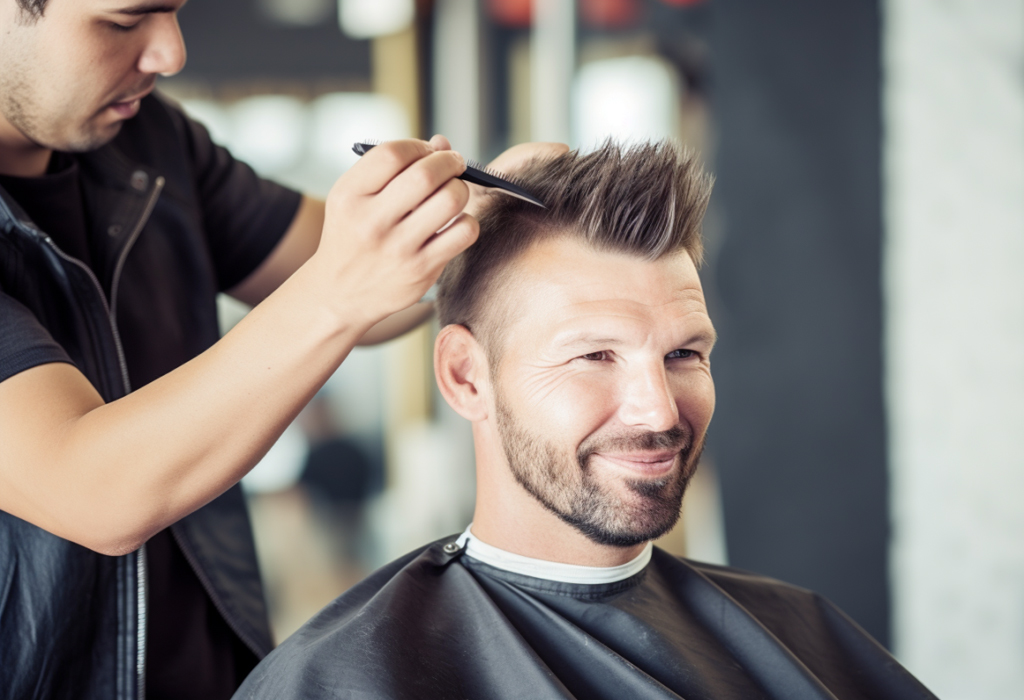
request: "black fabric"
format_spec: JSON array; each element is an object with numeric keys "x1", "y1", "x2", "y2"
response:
[
  {"x1": 0, "y1": 153, "x2": 94, "y2": 273},
  {"x1": 146, "y1": 529, "x2": 258, "y2": 700},
  {"x1": 0, "y1": 293, "x2": 74, "y2": 383},
  {"x1": 0, "y1": 92, "x2": 299, "y2": 700},
  {"x1": 235, "y1": 541, "x2": 937, "y2": 700}
]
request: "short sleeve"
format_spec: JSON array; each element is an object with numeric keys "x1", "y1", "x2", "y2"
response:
[
  {"x1": 0, "y1": 291, "x2": 74, "y2": 384},
  {"x1": 174, "y1": 103, "x2": 303, "y2": 292}
]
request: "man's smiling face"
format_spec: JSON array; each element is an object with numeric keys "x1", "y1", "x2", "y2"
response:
[
  {"x1": 487, "y1": 235, "x2": 717, "y2": 547},
  {"x1": 0, "y1": 0, "x2": 187, "y2": 156}
]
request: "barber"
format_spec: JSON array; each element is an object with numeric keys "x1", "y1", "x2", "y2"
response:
[{"x1": 0, "y1": 1, "x2": 551, "y2": 698}]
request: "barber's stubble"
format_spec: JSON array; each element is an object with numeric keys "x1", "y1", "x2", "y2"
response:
[{"x1": 494, "y1": 390, "x2": 704, "y2": 548}]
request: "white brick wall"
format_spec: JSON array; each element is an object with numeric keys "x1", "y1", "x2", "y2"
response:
[{"x1": 883, "y1": 1, "x2": 1024, "y2": 698}]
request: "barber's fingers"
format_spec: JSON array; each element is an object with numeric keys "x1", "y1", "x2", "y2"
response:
[
  {"x1": 376, "y1": 149, "x2": 467, "y2": 225},
  {"x1": 420, "y1": 213, "x2": 480, "y2": 271},
  {"x1": 397, "y1": 178, "x2": 471, "y2": 245},
  {"x1": 428, "y1": 134, "x2": 452, "y2": 151},
  {"x1": 343, "y1": 139, "x2": 435, "y2": 195}
]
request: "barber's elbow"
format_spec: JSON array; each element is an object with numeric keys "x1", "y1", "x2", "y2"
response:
[
  {"x1": 87, "y1": 535, "x2": 148, "y2": 558},
  {"x1": 67, "y1": 516, "x2": 159, "y2": 558}
]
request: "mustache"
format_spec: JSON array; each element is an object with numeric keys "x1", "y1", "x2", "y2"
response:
[{"x1": 577, "y1": 425, "x2": 692, "y2": 465}]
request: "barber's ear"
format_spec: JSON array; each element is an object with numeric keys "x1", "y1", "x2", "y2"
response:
[{"x1": 434, "y1": 325, "x2": 489, "y2": 422}]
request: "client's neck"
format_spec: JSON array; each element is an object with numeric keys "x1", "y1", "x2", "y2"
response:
[{"x1": 471, "y1": 445, "x2": 648, "y2": 568}]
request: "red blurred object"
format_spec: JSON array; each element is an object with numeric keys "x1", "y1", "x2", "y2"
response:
[
  {"x1": 658, "y1": 0, "x2": 706, "y2": 6},
  {"x1": 580, "y1": 0, "x2": 641, "y2": 27},
  {"x1": 488, "y1": 0, "x2": 532, "y2": 27}
]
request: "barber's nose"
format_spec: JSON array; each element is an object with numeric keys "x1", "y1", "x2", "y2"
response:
[
  {"x1": 617, "y1": 363, "x2": 679, "y2": 433},
  {"x1": 138, "y1": 15, "x2": 187, "y2": 77}
]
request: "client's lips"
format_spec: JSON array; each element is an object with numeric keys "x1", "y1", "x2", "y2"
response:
[{"x1": 593, "y1": 450, "x2": 679, "y2": 477}]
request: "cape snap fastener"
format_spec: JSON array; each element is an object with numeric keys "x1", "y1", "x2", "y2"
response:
[{"x1": 442, "y1": 542, "x2": 461, "y2": 555}]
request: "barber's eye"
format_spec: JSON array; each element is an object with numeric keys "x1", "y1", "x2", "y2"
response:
[
  {"x1": 108, "y1": 21, "x2": 139, "y2": 32},
  {"x1": 580, "y1": 351, "x2": 608, "y2": 362},
  {"x1": 667, "y1": 349, "x2": 696, "y2": 360}
]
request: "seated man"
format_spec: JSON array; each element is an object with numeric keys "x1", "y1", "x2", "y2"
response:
[{"x1": 234, "y1": 143, "x2": 935, "y2": 700}]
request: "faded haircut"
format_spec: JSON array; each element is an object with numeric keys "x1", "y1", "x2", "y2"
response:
[{"x1": 436, "y1": 140, "x2": 713, "y2": 351}]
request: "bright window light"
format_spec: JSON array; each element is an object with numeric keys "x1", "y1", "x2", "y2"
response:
[
  {"x1": 571, "y1": 55, "x2": 682, "y2": 151},
  {"x1": 180, "y1": 99, "x2": 233, "y2": 147},
  {"x1": 338, "y1": 0, "x2": 414, "y2": 38},
  {"x1": 229, "y1": 96, "x2": 308, "y2": 176},
  {"x1": 308, "y1": 92, "x2": 412, "y2": 181}
]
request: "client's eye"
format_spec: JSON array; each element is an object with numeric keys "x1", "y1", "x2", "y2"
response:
[
  {"x1": 580, "y1": 351, "x2": 608, "y2": 362},
  {"x1": 667, "y1": 349, "x2": 696, "y2": 360}
]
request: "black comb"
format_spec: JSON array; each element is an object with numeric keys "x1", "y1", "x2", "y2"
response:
[{"x1": 352, "y1": 142, "x2": 545, "y2": 209}]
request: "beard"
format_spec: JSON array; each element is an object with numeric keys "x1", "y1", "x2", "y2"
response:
[
  {"x1": 494, "y1": 393, "x2": 705, "y2": 548},
  {"x1": 0, "y1": 57, "x2": 151, "y2": 154}
]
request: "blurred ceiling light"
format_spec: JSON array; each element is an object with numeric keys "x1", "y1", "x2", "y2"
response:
[
  {"x1": 572, "y1": 55, "x2": 681, "y2": 150},
  {"x1": 487, "y1": 0, "x2": 532, "y2": 27},
  {"x1": 308, "y1": 92, "x2": 412, "y2": 179},
  {"x1": 258, "y1": 0, "x2": 334, "y2": 27},
  {"x1": 338, "y1": 0, "x2": 414, "y2": 38},
  {"x1": 579, "y1": 0, "x2": 641, "y2": 28},
  {"x1": 180, "y1": 99, "x2": 233, "y2": 147},
  {"x1": 230, "y1": 96, "x2": 307, "y2": 176}
]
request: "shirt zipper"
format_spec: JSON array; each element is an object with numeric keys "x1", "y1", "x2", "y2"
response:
[{"x1": 42, "y1": 174, "x2": 165, "y2": 700}]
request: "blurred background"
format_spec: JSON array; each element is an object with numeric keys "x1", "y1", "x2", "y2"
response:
[{"x1": 160, "y1": 2, "x2": 1023, "y2": 698}]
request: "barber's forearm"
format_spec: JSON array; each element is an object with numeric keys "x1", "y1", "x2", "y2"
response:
[
  {"x1": 356, "y1": 301, "x2": 434, "y2": 345},
  {"x1": 39, "y1": 265, "x2": 370, "y2": 555}
]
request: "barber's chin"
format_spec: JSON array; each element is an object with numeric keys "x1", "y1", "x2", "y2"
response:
[{"x1": 592, "y1": 452, "x2": 679, "y2": 479}]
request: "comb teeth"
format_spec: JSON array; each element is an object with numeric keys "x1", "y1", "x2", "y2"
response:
[{"x1": 467, "y1": 160, "x2": 528, "y2": 187}]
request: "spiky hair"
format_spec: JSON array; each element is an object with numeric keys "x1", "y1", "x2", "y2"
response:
[{"x1": 436, "y1": 140, "x2": 713, "y2": 344}]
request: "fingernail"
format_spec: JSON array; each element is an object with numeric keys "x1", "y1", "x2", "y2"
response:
[{"x1": 452, "y1": 151, "x2": 465, "y2": 168}]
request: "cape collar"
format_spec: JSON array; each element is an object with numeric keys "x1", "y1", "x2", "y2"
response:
[{"x1": 456, "y1": 524, "x2": 652, "y2": 585}]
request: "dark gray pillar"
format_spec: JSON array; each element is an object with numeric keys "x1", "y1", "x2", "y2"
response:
[{"x1": 708, "y1": 1, "x2": 889, "y2": 646}]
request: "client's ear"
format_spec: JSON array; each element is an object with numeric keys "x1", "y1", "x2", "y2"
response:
[{"x1": 434, "y1": 324, "x2": 489, "y2": 422}]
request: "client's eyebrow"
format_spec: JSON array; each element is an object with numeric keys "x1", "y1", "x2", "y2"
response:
[
  {"x1": 554, "y1": 329, "x2": 718, "y2": 350},
  {"x1": 554, "y1": 332, "x2": 623, "y2": 349},
  {"x1": 685, "y1": 329, "x2": 719, "y2": 349}
]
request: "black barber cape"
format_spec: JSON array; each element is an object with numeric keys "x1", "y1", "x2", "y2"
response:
[{"x1": 234, "y1": 539, "x2": 936, "y2": 700}]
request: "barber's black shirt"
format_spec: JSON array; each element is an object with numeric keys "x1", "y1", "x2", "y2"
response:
[
  {"x1": 0, "y1": 139, "x2": 294, "y2": 698},
  {"x1": 0, "y1": 152, "x2": 94, "y2": 275}
]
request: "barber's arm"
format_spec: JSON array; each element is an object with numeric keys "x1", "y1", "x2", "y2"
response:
[{"x1": 0, "y1": 139, "x2": 476, "y2": 556}]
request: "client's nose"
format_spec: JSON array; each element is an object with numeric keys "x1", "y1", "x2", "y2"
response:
[{"x1": 616, "y1": 362, "x2": 679, "y2": 433}]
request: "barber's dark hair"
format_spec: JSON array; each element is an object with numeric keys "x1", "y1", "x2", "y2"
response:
[
  {"x1": 436, "y1": 140, "x2": 713, "y2": 345},
  {"x1": 16, "y1": 0, "x2": 48, "y2": 20}
]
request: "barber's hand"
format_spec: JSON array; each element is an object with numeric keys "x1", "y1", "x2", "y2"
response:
[{"x1": 313, "y1": 138, "x2": 479, "y2": 328}]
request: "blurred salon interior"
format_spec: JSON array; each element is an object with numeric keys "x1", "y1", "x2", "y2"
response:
[{"x1": 160, "y1": 2, "x2": 1024, "y2": 698}]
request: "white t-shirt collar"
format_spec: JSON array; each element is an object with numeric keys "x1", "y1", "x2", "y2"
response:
[{"x1": 455, "y1": 524, "x2": 652, "y2": 585}]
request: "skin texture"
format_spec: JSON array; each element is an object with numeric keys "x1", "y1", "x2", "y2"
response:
[
  {"x1": 435, "y1": 237, "x2": 717, "y2": 567},
  {"x1": 0, "y1": 0, "x2": 568, "y2": 554}
]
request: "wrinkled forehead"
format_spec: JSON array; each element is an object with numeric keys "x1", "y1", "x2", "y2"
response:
[{"x1": 486, "y1": 235, "x2": 711, "y2": 351}]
